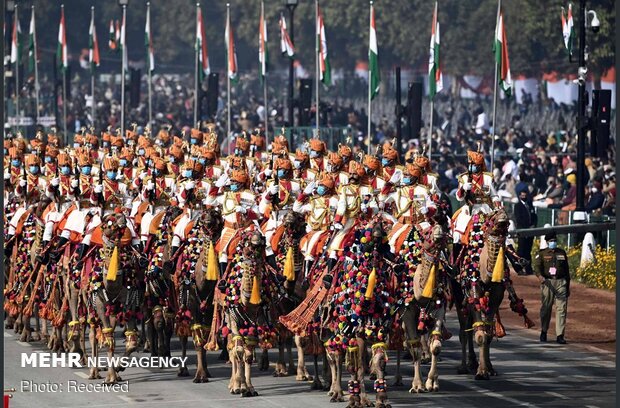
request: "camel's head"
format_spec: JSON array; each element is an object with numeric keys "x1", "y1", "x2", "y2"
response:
[
  {"x1": 242, "y1": 231, "x2": 266, "y2": 259},
  {"x1": 34, "y1": 196, "x2": 52, "y2": 218},
  {"x1": 487, "y1": 208, "x2": 509, "y2": 236}
]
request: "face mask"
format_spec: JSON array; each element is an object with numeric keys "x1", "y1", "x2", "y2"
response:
[
  {"x1": 230, "y1": 183, "x2": 240, "y2": 192},
  {"x1": 128, "y1": 140, "x2": 135, "y2": 146},
  {"x1": 3, "y1": 149, "x2": 8, "y2": 155},
  {"x1": 402, "y1": 177, "x2": 412, "y2": 185},
  {"x1": 119, "y1": 159, "x2": 128, "y2": 167},
  {"x1": 317, "y1": 185, "x2": 327, "y2": 196},
  {"x1": 29, "y1": 166, "x2": 39, "y2": 174},
  {"x1": 61, "y1": 166, "x2": 71, "y2": 175},
  {"x1": 381, "y1": 158, "x2": 390, "y2": 167},
  {"x1": 147, "y1": 159, "x2": 153, "y2": 167},
  {"x1": 73, "y1": 143, "x2": 80, "y2": 148},
  {"x1": 138, "y1": 149, "x2": 145, "y2": 156},
  {"x1": 190, "y1": 138, "x2": 197, "y2": 145},
  {"x1": 169, "y1": 157, "x2": 176, "y2": 163},
  {"x1": 277, "y1": 169, "x2": 286, "y2": 179},
  {"x1": 325, "y1": 164, "x2": 333, "y2": 173},
  {"x1": 155, "y1": 140, "x2": 162, "y2": 146},
  {"x1": 152, "y1": 169, "x2": 161, "y2": 177},
  {"x1": 45, "y1": 156, "x2": 52, "y2": 163},
  {"x1": 234, "y1": 149, "x2": 242, "y2": 156},
  {"x1": 293, "y1": 160, "x2": 301, "y2": 169},
  {"x1": 86, "y1": 143, "x2": 93, "y2": 149},
  {"x1": 548, "y1": 241, "x2": 557, "y2": 249},
  {"x1": 183, "y1": 170, "x2": 193, "y2": 178},
  {"x1": 81, "y1": 166, "x2": 92, "y2": 175},
  {"x1": 106, "y1": 171, "x2": 117, "y2": 180},
  {"x1": 103, "y1": 142, "x2": 110, "y2": 148},
  {"x1": 469, "y1": 164, "x2": 479, "y2": 173},
  {"x1": 111, "y1": 147, "x2": 118, "y2": 154},
  {"x1": 198, "y1": 158, "x2": 206, "y2": 165},
  {"x1": 310, "y1": 150, "x2": 319, "y2": 159},
  {"x1": 11, "y1": 159, "x2": 20, "y2": 167}
]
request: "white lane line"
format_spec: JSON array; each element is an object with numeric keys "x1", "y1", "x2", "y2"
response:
[
  {"x1": 460, "y1": 383, "x2": 539, "y2": 407},
  {"x1": 74, "y1": 372, "x2": 90, "y2": 379},
  {"x1": 117, "y1": 396, "x2": 135, "y2": 405},
  {"x1": 546, "y1": 391, "x2": 569, "y2": 400},
  {"x1": 4, "y1": 331, "x2": 12, "y2": 337},
  {"x1": 585, "y1": 405, "x2": 601, "y2": 408},
  {"x1": 16, "y1": 341, "x2": 31, "y2": 347}
]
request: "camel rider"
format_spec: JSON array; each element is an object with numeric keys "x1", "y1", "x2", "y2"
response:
[
  {"x1": 412, "y1": 154, "x2": 439, "y2": 194},
  {"x1": 91, "y1": 156, "x2": 133, "y2": 217},
  {"x1": 176, "y1": 159, "x2": 206, "y2": 210},
  {"x1": 189, "y1": 128, "x2": 204, "y2": 158},
  {"x1": 225, "y1": 135, "x2": 259, "y2": 175},
  {"x1": 200, "y1": 142, "x2": 224, "y2": 183},
  {"x1": 167, "y1": 144, "x2": 184, "y2": 176},
  {"x1": 292, "y1": 149, "x2": 310, "y2": 186},
  {"x1": 452, "y1": 149, "x2": 501, "y2": 245},
  {"x1": 250, "y1": 128, "x2": 266, "y2": 160},
  {"x1": 7, "y1": 147, "x2": 24, "y2": 186},
  {"x1": 155, "y1": 127, "x2": 171, "y2": 150},
  {"x1": 328, "y1": 161, "x2": 372, "y2": 263},
  {"x1": 325, "y1": 151, "x2": 349, "y2": 187},
  {"x1": 294, "y1": 174, "x2": 339, "y2": 275},
  {"x1": 259, "y1": 155, "x2": 301, "y2": 268},
  {"x1": 380, "y1": 141, "x2": 402, "y2": 186},
  {"x1": 135, "y1": 157, "x2": 177, "y2": 244},
  {"x1": 101, "y1": 131, "x2": 112, "y2": 156},
  {"x1": 381, "y1": 163, "x2": 435, "y2": 253},
  {"x1": 338, "y1": 143, "x2": 353, "y2": 169},
  {"x1": 206, "y1": 169, "x2": 260, "y2": 272},
  {"x1": 16, "y1": 154, "x2": 48, "y2": 205},
  {"x1": 118, "y1": 147, "x2": 136, "y2": 185},
  {"x1": 109, "y1": 134, "x2": 124, "y2": 158},
  {"x1": 360, "y1": 155, "x2": 388, "y2": 212},
  {"x1": 42, "y1": 145, "x2": 59, "y2": 177},
  {"x1": 307, "y1": 138, "x2": 327, "y2": 180}
]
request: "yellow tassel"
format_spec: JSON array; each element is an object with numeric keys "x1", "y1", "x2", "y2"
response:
[
  {"x1": 205, "y1": 241, "x2": 219, "y2": 281},
  {"x1": 283, "y1": 246, "x2": 295, "y2": 281},
  {"x1": 492, "y1": 247, "x2": 505, "y2": 283},
  {"x1": 365, "y1": 267, "x2": 377, "y2": 299},
  {"x1": 250, "y1": 275, "x2": 261, "y2": 305},
  {"x1": 422, "y1": 264, "x2": 436, "y2": 298},
  {"x1": 106, "y1": 246, "x2": 119, "y2": 281}
]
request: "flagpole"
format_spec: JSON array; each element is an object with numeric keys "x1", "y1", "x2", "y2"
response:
[
  {"x1": 120, "y1": 4, "x2": 127, "y2": 139},
  {"x1": 226, "y1": 3, "x2": 231, "y2": 151},
  {"x1": 262, "y1": 0, "x2": 268, "y2": 146},
  {"x1": 491, "y1": 0, "x2": 501, "y2": 170},
  {"x1": 428, "y1": 99, "x2": 433, "y2": 159},
  {"x1": 147, "y1": 2, "x2": 153, "y2": 128},
  {"x1": 90, "y1": 6, "x2": 96, "y2": 129},
  {"x1": 367, "y1": 1, "x2": 372, "y2": 155},
  {"x1": 315, "y1": 0, "x2": 320, "y2": 133},
  {"x1": 194, "y1": 4, "x2": 199, "y2": 127},
  {"x1": 14, "y1": 4, "x2": 20, "y2": 133},
  {"x1": 32, "y1": 6, "x2": 40, "y2": 127}
]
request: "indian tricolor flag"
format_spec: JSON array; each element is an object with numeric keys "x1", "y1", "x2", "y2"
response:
[
  {"x1": 10, "y1": 7, "x2": 21, "y2": 65},
  {"x1": 493, "y1": 11, "x2": 512, "y2": 97},
  {"x1": 225, "y1": 6, "x2": 238, "y2": 83},
  {"x1": 28, "y1": 7, "x2": 37, "y2": 74},
  {"x1": 89, "y1": 8, "x2": 100, "y2": 73},
  {"x1": 561, "y1": 4, "x2": 575, "y2": 57},
  {"x1": 57, "y1": 5, "x2": 67, "y2": 72},
  {"x1": 428, "y1": 1, "x2": 443, "y2": 99},
  {"x1": 279, "y1": 13, "x2": 295, "y2": 58},
  {"x1": 317, "y1": 4, "x2": 331, "y2": 86},
  {"x1": 145, "y1": 3, "x2": 154, "y2": 73},
  {"x1": 259, "y1": 1, "x2": 268, "y2": 82},
  {"x1": 108, "y1": 20, "x2": 117, "y2": 50},
  {"x1": 120, "y1": 8, "x2": 127, "y2": 73},
  {"x1": 196, "y1": 5, "x2": 210, "y2": 80},
  {"x1": 369, "y1": 2, "x2": 380, "y2": 100}
]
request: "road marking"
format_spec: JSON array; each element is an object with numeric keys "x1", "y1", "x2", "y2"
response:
[
  {"x1": 16, "y1": 341, "x2": 31, "y2": 347},
  {"x1": 585, "y1": 406, "x2": 601, "y2": 408},
  {"x1": 74, "y1": 372, "x2": 90, "y2": 379},
  {"x1": 546, "y1": 391, "x2": 569, "y2": 400},
  {"x1": 4, "y1": 331, "x2": 12, "y2": 337},
  {"x1": 117, "y1": 396, "x2": 135, "y2": 405},
  {"x1": 459, "y1": 382, "x2": 540, "y2": 407}
]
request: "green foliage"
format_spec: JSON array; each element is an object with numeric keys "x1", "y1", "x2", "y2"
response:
[{"x1": 16, "y1": 0, "x2": 615, "y2": 78}]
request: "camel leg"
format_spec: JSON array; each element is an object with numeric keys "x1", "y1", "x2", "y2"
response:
[
  {"x1": 19, "y1": 311, "x2": 32, "y2": 342},
  {"x1": 242, "y1": 345, "x2": 258, "y2": 397},
  {"x1": 327, "y1": 350, "x2": 344, "y2": 402},
  {"x1": 295, "y1": 335, "x2": 312, "y2": 381},
  {"x1": 357, "y1": 339, "x2": 372, "y2": 408},
  {"x1": 310, "y1": 354, "x2": 323, "y2": 390},
  {"x1": 32, "y1": 313, "x2": 42, "y2": 341},
  {"x1": 370, "y1": 344, "x2": 389, "y2": 408},
  {"x1": 177, "y1": 336, "x2": 190, "y2": 377},
  {"x1": 402, "y1": 307, "x2": 424, "y2": 393},
  {"x1": 274, "y1": 339, "x2": 286, "y2": 376},
  {"x1": 322, "y1": 351, "x2": 332, "y2": 391},
  {"x1": 88, "y1": 324, "x2": 102, "y2": 379},
  {"x1": 192, "y1": 325, "x2": 209, "y2": 383},
  {"x1": 392, "y1": 349, "x2": 403, "y2": 387},
  {"x1": 425, "y1": 333, "x2": 442, "y2": 392},
  {"x1": 474, "y1": 325, "x2": 490, "y2": 380},
  {"x1": 233, "y1": 338, "x2": 246, "y2": 394},
  {"x1": 420, "y1": 333, "x2": 431, "y2": 364},
  {"x1": 286, "y1": 335, "x2": 296, "y2": 376},
  {"x1": 259, "y1": 348, "x2": 269, "y2": 371}
]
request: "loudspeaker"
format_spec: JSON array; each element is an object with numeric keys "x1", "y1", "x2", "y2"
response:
[
  {"x1": 206, "y1": 73, "x2": 219, "y2": 119},
  {"x1": 591, "y1": 89, "x2": 611, "y2": 158},
  {"x1": 129, "y1": 68, "x2": 141, "y2": 108},
  {"x1": 298, "y1": 79, "x2": 313, "y2": 126},
  {"x1": 407, "y1": 82, "x2": 423, "y2": 140}
]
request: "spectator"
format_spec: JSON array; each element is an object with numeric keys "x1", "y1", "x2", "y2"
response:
[{"x1": 513, "y1": 187, "x2": 537, "y2": 275}]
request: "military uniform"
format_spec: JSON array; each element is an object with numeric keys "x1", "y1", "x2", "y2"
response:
[{"x1": 534, "y1": 241, "x2": 570, "y2": 342}]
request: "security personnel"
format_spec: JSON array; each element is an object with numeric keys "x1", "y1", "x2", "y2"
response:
[{"x1": 534, "y1": 232, "x2": 570, "y2": 344}]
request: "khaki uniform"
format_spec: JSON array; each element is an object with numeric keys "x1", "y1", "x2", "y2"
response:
[{"x1": 534, "y1": 247, "x2": 570, "y2": 337}]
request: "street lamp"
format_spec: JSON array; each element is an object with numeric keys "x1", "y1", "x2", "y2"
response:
[{"x1": 285, "y1": 0, "x2": 298, "y2": 127}]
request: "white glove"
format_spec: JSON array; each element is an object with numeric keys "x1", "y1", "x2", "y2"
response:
[
  {"x1": 146, "y1": 180, "x2": 155, "y2": 191},
  {"x1": 334, "y1": 222, "x2": 343, "y2": 230},
  {"x1": 4, "y1": 172, "x2": 10, "y2": 180},
  {"x1": 360, "y1": 203, "x2": 368, "y2": 213},
  {"x1": 236, "y1": 206, "x2": 247, "y2": 214},
  {"x1": 71, "y1": 179, "x2": 79, "y2": 188},
  {"x1": 420, "y1": 206, "x2": 429, "y2": 215},
  {"x1": 184, "y1": 180, "x2": 195, "y2": 190},
  {"x1": 94, "y1": 184, "x2": 103, "y2": 193},
  {"x1": 389, "y1": 170, "x2": 402, "y2": 185},
  {"x1": 51, "y1": 177, "x2": 60, "y2": 187},
  {"x1": 139, "y1": 171, "x2": 148, "y2": 180},
  {"x1": 215, "y1": 174, "x2": 229, "y2": 188},
  {"x1": 19, "y1": 179, "x2": 26, "y2": 187},
  {"x1": 303, "y1": 181, "x2": 316, "y2": 195},
  {"x1": 264, "y1": 168, "x2": 273, "y2": 177},
  {"x1": 268, "y1": 184, "x2": 279, "y2": 195},
  {"x1": 462, "y1": 182, "x2": 472, "y2": 191}
]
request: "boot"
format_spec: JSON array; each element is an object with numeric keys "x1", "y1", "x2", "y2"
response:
[
  {"x1": 540, "y1": 331, "x2": 547, "y2": 342},
  {"x1": 556, "y1": 335, "x2": 566, "y2": 344}
]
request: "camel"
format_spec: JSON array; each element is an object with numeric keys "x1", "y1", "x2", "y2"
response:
[{"x1": 174, "y1": 207, "x2": 223, "y2": 383}]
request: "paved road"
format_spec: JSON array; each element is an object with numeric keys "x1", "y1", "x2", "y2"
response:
[{"x1": 4, "y1": 313, "x2": 616, "y2": 408}]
